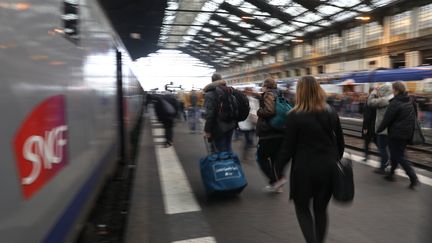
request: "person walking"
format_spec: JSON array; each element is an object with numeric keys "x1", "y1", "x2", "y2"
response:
[
  {"x1": 362, "y1": 87, "x2": 377, "y2": 161},
  {"x1": 256, "y1": 78, "x2": 286, "y2": 192},
  {"x1": 367, "y1": 83, "x2": 393, "y2": 173},
  {"x1": 203, "y1": 73, "x2": 236, "y2": 152},
  {"x1": 237, "y1": 87, "x2": 259, "y2": 162},
  {"x1": 377, "y1": 81, "x2": 419, "y2": 189},
  {"x1": 276, "y1": 76, "x2": 345, "y2": 243},
  {"x1": 152, "y1": 94, "x2": 178, "y2": 147}
]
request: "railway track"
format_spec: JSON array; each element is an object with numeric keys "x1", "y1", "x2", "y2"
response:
[{"x1": 340, "y1": 117, "x2": 432, "y2": 172}]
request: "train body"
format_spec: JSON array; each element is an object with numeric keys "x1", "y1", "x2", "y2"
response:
[{"x1": 0, "y1": 1, "x2": 143, "y2": 242}]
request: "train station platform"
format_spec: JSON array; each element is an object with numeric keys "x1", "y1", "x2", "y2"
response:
[{"x1": 125, "y1": 114, "x2": 432, "y2": 243}]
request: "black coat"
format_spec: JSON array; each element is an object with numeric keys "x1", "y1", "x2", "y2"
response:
[
  {"x1": 362, "y1": 102, "x2": 376, "y2": 139},
  {"x1": 153, "y1": 94, "x2": 178, "y2": 123},
  {"x1": 377, "y1": 93, "x2": 416, "y2": 140},
  {"x1": 278, "y1": 108, "x2": 345, "y2": 201}
]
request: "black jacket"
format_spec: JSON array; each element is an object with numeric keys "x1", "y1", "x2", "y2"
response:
[
  {"x1": 153, "y1": 94, "x2": 178, "y2": 123},
  {"x1": 277, "y1": 108, "x2": 345, "y2": 200},
  {"x1": 377, "y1": 93, "x2": 416, "y2": 140},
  {"x1": 203, "y1": 81, "x2": 236, "y2": 139},
  {"x1": 362, "y1": 101, "x2": 376, "y2": 138}
]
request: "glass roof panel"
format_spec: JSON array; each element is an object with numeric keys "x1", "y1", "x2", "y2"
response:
[
  {"x1": 268, "y1": 0, "x2": 291, "y2": 6},
  {"x1": 209, "y1": 20, "x2": 220, "y2": 26},
  {"x1": 246, "y1": 41, "x2": 261, "y2": 48},
  {"x1": 372, "y1": 0, "x2": 397, "y2": 7},
  {"x1": 202, "y1": 27, "x2": 212, "y2": 32},
  {"x1": 317, "y1": 5, "x2": 342, "y2": 16},
  {"x1": 303, "y1": 25, "x2": 320, "y2": 33},
  {"x1": 225, "y1": 0, "x2": 244, "y2": 6},
  {"x1": 282, "y1": 5, "x2": 307, "y2": 16},
  {"x1": 238, "y1": 21, "x2": 254, "y2": 29},
  {"x1": 249, "y1": 29, "x2": 265, "y2": 35},
  {"x1": 228, "y1": 15, "x2": 242, "y2": 23},
  {"x1": 283, "y1": 36, "x2": 294, "y2": 41},
  {"x1": 265, "y1": 18, "x2": 284, "y2": 26},
  {"x1": 297, "y1": 12, "x2": 322, "y2": 23},
  {"x1": 257, "y1": 33, "x2": 278, "y2": 42},
  {"x1": 196, "y1": 13, "x2": 212, "y2": 23},
  {"x1": 228, "y1": 30, "x2": 241, "y2": 36},
  {"x1": 317, "y1": 20, "x2": 332, "y2": 26},
  {"x1": 330, "y1": 0, "x2": 361, "y2": 8},
  {"x1": 333, "y1": 11, "x2": 357, "y2": 22},
  {"x1": 273, "y1": 38, "x2": 285, "y2": 44},
  {"x1": 273, "y1": 24, "x2": 296, "y2": 34},
  {"x1": 354, "y1": 4, "x2": 373, "y2": 12},
  {"x1": 236, "y1": 47, "x2": 250, "y2": 52}
]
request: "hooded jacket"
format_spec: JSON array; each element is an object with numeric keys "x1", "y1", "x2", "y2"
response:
[
  {"x1": 377, "y1": 92, "x2": 416, "y2": 140},
  {"x1": 367, "y1": 84, "x2": 393, "y2": 135},
  {"x1": 203, "y1": 80, "x2": 236, "y2": 139}
]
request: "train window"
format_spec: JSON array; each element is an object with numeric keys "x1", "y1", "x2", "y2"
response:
[{"x1": 62, "y1": 0, "x2": 79, "y2": 44}]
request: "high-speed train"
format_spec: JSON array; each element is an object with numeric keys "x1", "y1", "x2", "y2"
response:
[{"x1": 1, "y1": 0, "x2": 144, "y2": 242}]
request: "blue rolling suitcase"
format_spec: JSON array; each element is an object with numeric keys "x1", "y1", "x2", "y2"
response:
[{"x1": 199, "y1": 139, "x2": 247, "y2": 196}]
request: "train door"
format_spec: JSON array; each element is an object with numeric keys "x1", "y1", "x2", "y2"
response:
[{"x1": 116, "y1": 50, "x2": 127, "y2": 165}]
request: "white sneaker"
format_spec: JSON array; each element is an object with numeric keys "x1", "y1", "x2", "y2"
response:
[{"x1": 263, "y1": 185, "x2": 276, "y2": 193}]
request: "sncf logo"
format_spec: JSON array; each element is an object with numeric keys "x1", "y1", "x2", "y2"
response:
[{"x1": 14, "y1": 95, "x2": 68, "y2": 200}]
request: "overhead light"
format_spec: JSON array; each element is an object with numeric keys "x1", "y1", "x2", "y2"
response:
[
  {"x1": 292, "y1": 39, "x2": 303, "y2": 43},
  {"x1": 260, "y1": 51, "x2": 268, "y2": 55},
  {"x1": 215, "y1": 37, "x2": 230, "y2": 41},
  {"x1": 355, "y1": 16, "x2": 371, "y2": 21},
  {"x1": 130, "y1": 33, "x2": 141, "y2": 39},
  {"x1": 241, "y1": 16, "x2": 255, "y2": 20}
]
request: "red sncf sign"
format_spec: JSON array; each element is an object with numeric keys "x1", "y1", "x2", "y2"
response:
[{"x1": 14, "y1": 95, "x2": 68, "y2": 200}]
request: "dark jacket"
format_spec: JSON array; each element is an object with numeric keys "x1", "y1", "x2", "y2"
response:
[
  {"x1": 256, "y1": 89, "x2": 284, "y2": 139},
  {"x1": 203, "y1": 80, "x2": 236, "y2": 139},
  {"x1": 153, "y1": 94, "x2": 178, "y2": 123},
  {"x1": 278, "y1": 108, "x2": 345, "y2": 200},
  {"x1": 377, "y1": 93, "x2": 416, "y2": 140},
  {"x1": 362, "y1": 101, "x2": 376, "y2": 139}
]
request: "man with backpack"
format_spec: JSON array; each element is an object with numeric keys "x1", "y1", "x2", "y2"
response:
[
  {"x1": 256, "y1": 77, "x2": 291, "y2": 193},
  {"x1": 203, "y1": 73, "x2": 236, "y2": 152},
  {"x1": 203, "y1": 73, "x2": 250, "y2": 152}
]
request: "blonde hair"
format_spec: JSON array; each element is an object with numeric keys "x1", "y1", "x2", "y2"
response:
[{"x1": 292, "y1": 76, "x2": 327, "y2": 113}]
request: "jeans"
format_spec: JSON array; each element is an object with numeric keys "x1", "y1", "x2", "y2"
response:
[
  {"x1": 376, "y1": 135, "x2": 389, "y2": 170},
  {"x1": 242, "y1": 130, "x2": 255, "y2": 150},
  {"x1": 388, "y1": 138, "x2": 418, "y2": 183},
  {"x1": 211, "y1": 129, "x2": 234, "y2": 153},
  {"x1": 188, "y1": 107, "x2": 201, "y2": 132}
]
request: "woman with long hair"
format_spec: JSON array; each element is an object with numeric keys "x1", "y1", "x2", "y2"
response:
[{"x1": 276, "y1": 76, "x2": 345, "y2": 243}]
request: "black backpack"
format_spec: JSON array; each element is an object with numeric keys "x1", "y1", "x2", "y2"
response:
[
  {"x1": 216, "y1": 86, "x2": 238, "y2": 122},
  {"x1": 216, "y1": 86, "x2": 250, "y2": 122},
  {"x1": 232, "y1": 89, "x2": 250, "y2": 122}
]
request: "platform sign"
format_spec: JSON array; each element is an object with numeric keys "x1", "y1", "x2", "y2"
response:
[{"x1": 13, "y1": 95, "x2": 68, "y2": 200}]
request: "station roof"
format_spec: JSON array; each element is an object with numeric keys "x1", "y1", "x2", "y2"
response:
[{"x1": 100, "y1": 0, "x2": 423, "y2": 65}]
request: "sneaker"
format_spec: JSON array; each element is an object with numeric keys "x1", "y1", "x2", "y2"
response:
[
  {"x1": 263, "y1": 185, "x2": 277, "y2": 193},
  {"x1": 409, "y1": 180, "x2": 419, "y2": 190},
  {"x1": 272, "y1": 177, "x2": 288, "y2": 189}
]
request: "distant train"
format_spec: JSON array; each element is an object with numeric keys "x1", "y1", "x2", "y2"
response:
[
  {"x1": 331, "y1": 66, "x2": 432, "y2": 93},
  {"x1": 1, "y1": 1, "x2": 144, "y2": 243}
]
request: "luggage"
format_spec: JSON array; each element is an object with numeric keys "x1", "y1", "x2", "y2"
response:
[{"x1": 199, "y1": 139, "x2": 247, "y2": 196}]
